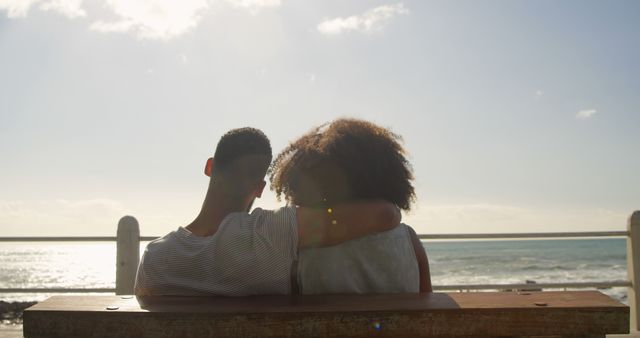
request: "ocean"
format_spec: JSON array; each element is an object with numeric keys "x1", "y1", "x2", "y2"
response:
[{"x1": 0, "y1": 238, "x2": 628, "y2": 302}]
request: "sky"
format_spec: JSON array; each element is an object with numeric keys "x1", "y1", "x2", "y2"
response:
[{"x1": 1, "y1": 0, "x2": 639, "y2": 236}]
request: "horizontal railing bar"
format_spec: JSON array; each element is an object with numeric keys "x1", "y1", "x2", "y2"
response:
[
  {"x1": 0, "y1": 288, "x2": 115, "y2": 293},
  {"x1": 0, "y1": 232, "x2": 628, "y2": 242},
  {"x1": 419, "y1": 231, "x2": 628, "y2": 240},
  {"x1": 0, "y1": 236, "x2": 158, "y2": 242},
  {"x1": 0, "y1": 237, "x2": 117, "y2": 242},
  {"x1": 0, "y1": 281, "x2": 630, "y2": 293},
  {"x1": 433, "y1": 281, "x2": 632, "y2": 291}
]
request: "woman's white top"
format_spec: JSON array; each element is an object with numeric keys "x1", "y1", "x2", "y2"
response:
[{"x1": 297, "y1": 224, "x2": 419, "y2": 294}]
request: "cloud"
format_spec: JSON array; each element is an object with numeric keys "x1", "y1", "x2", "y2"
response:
[
  {"x1": 2, "y1": 0, "x2": 283, "y2": 40},
  {"x1": 534, "y1": 89, "x2": 543, "y2": 98},
  {"x1": 179, "y1": 53, "x2": 188, "y2": 65},
  {"x1": 0, "y1": 198, "x2": 128, "y2": 236},
  {"x1": 576, "y1": 109, "x2": 597, "y2": 119},
  {"x1": 317, "y1": 3, "x2": 409, "y2": 36},
  {"x1": 225, "y1": 0, "x2": 281, "y2": 14},
  {"x1": 90, "y1": 20, "x2": 133, "y2": 34},
  {"x1": 256, "y1": 67, "x2": 268, "y2": 78},
  {"x1": 0, "y1": 0, "x2": 37, "y2": 17},
  {"x1": 0, "y1": 198, "x2": 203, "y2": 236},
  {"x1": 90, "y1": 0, "x2": 209, "y2": 40},
  {"x1": 404, "y1": 203, "x2": 628, "y2": 234},
  {"x1": 40, "y1": 0, "x2": 85, "y2": 17},
  {"x1": 0, "y1": 0, "x2": 84, "y2": 18}
]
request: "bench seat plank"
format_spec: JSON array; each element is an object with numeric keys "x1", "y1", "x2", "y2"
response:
[{"x1": 24, "y1": 291, "x2": 629, "y2": 338}]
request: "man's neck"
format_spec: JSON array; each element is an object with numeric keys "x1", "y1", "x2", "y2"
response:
[{"x1": 186, "y1": 191, "x2": 247, "y2": 237}]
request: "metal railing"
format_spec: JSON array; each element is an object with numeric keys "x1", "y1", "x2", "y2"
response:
[
  {"x1": 1, "y1": 211, "x2": 638, "y2": 330},
  {"x1": 418, "y1": 231, "x2": 628, "y2": 239}
]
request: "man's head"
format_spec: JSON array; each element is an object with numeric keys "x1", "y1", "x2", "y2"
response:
[
  {"x1": 206, "y1": 127, "x2": 272, "y2": 210},
  {"x1": 269, "y1": 118, "x2": 415, "y2": 210}
]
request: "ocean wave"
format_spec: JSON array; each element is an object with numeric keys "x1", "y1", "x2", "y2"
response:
[{"x1": 521, "y1": 265, "x2": 574, "y2": 271}]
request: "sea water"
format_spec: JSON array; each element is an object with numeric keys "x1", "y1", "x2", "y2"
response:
[
  {"x1": 0, "y1": 238, "x2": 627, "y2": 302},
  {"x1": 425, "y1": 238, "x2": 627, "y2": 302}
]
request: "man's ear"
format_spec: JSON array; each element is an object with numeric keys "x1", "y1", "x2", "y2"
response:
[
  {"x1": 204, "y1": 158, "x2": 213, "y2": 177},
  {"x1": 256, "y1": 180, "x2": 266, "y2": 198}
]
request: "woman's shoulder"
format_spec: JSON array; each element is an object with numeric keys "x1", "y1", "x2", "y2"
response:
[{"x1": 367, "y1": 222, "x2": 413, "y2": 240}]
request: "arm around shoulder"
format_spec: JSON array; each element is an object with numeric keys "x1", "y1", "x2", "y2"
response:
[{"x1": 297, "y1": 200, "x2": 401, "y2": 248}]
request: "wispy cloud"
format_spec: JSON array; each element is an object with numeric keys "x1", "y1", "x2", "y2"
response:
[
  {"x1": 1, "y1": 0, "x2": 284, "y2": 39},
  {"x1": 0, "y1": 198, "x2": 206, "y2": 236},
  {"x1": 318, "y1": 3, "x2": 408, "y2": 36},
  {"x1": 534, "y1": 89, "x2": 543, "y2": 99},
  {"x1": 576, "y1": 109, "x2": 597, "y2": 119},
  {"x1": 225, "y1": 0, "x2": 281, "y2": 14},
  {"x1": 405, "y1": 203, "x2": 627, "y2": 234},
  {"x1": 0, "y1": 0, "x2": 84, "y2": 18},
  {"x1": 179, "y1": 53, "x2": 188, "y2": 65},
  {"x1": 90, "y1": 0, "x2": 209, "y2": 40},
  {"x1": 40, "y1": 0, "x2": 85, "y2": 17},
  {"x1": 0, "y1": 198, "x2": 127, "y2": 235},
  {"x1": 0, "y1": 0, "x2": 35, "y2": 17}
]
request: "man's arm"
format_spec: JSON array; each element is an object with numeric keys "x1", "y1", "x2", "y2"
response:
[{"x1": 296, "y1": 200, "x2": 401, "y2": 248}]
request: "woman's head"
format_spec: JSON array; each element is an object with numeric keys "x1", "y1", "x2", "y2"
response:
[{"x1": 269, "y1": 118, "x2": 415, "y2": 210}]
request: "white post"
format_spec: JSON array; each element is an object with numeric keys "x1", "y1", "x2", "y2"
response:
[
  {"x1": 628, "y1": 210, "x2": 640, "y2": 332},
  {"x1": 116, "y1": 216, "x2": 140, "y2": 295}
]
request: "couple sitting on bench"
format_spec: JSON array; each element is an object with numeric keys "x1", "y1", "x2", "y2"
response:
[{"x1": 135, "y1": 118, "x2": 431, "y2": 296}]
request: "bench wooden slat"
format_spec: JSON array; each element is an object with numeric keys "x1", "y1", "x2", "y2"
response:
[{"x1": 24, "y1": 291, "x2": 629, "y2": 338}]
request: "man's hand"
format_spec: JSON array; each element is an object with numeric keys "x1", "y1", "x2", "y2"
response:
[{"x1": 296, "y1": 200, "x2": 401, "y2": 248}]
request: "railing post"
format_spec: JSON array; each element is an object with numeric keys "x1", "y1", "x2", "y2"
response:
[
  {"x1": 116, "y1": 216, "x2": 140, "y2": 295},
  {"x1": 628, "y1": 210, "x2": 640, "y2": 332}
]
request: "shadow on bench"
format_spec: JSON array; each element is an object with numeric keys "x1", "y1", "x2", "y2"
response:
[{"x1": 23, "y1": 291, "x2": 629, "y2": 338}]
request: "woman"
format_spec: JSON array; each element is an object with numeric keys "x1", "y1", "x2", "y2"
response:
[{"x1": 269, "y1": 118, "x2": 432, "y2": 294}]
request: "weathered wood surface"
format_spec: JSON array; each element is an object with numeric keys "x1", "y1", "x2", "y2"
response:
[
  {"x1": 23, "y1": 291, "x2": 629, "y2": 338},
  {"x1": 0, "y1": 326, "x2": 24, "y2": 338}
]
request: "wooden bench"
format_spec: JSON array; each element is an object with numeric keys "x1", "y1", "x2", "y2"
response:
[{"x1": 23, "y1": 291, "x2": 629, "y2": 338}]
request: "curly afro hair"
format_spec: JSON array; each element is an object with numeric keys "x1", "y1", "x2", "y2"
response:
[{"x1": 269, "y1": 118, "x2": 415, "y2": 210}]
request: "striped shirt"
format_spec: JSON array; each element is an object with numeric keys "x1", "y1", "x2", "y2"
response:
[{"x1": 134, "y1": 207, "x2": 298, "y2": 296}]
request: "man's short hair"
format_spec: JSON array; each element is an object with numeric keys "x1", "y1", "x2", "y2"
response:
[
  {"x1": 269, "y1": 118, "x2": 415, "y2": 210},
  {"x1": 213, "y1": 127, "x2": 272, "y2": 181}
]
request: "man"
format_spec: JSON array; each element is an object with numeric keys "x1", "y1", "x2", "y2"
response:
[{"x1": 134, "y1": 127, "x2": 401, "y2": 296}]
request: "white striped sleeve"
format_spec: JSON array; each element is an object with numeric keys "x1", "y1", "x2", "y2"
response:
[
  {"x1": 252, "y1": 206, "x2": 298, "y2": 260},
  {"x1": 134, "y1": 250, "x2": 151, "y2": 296}
]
